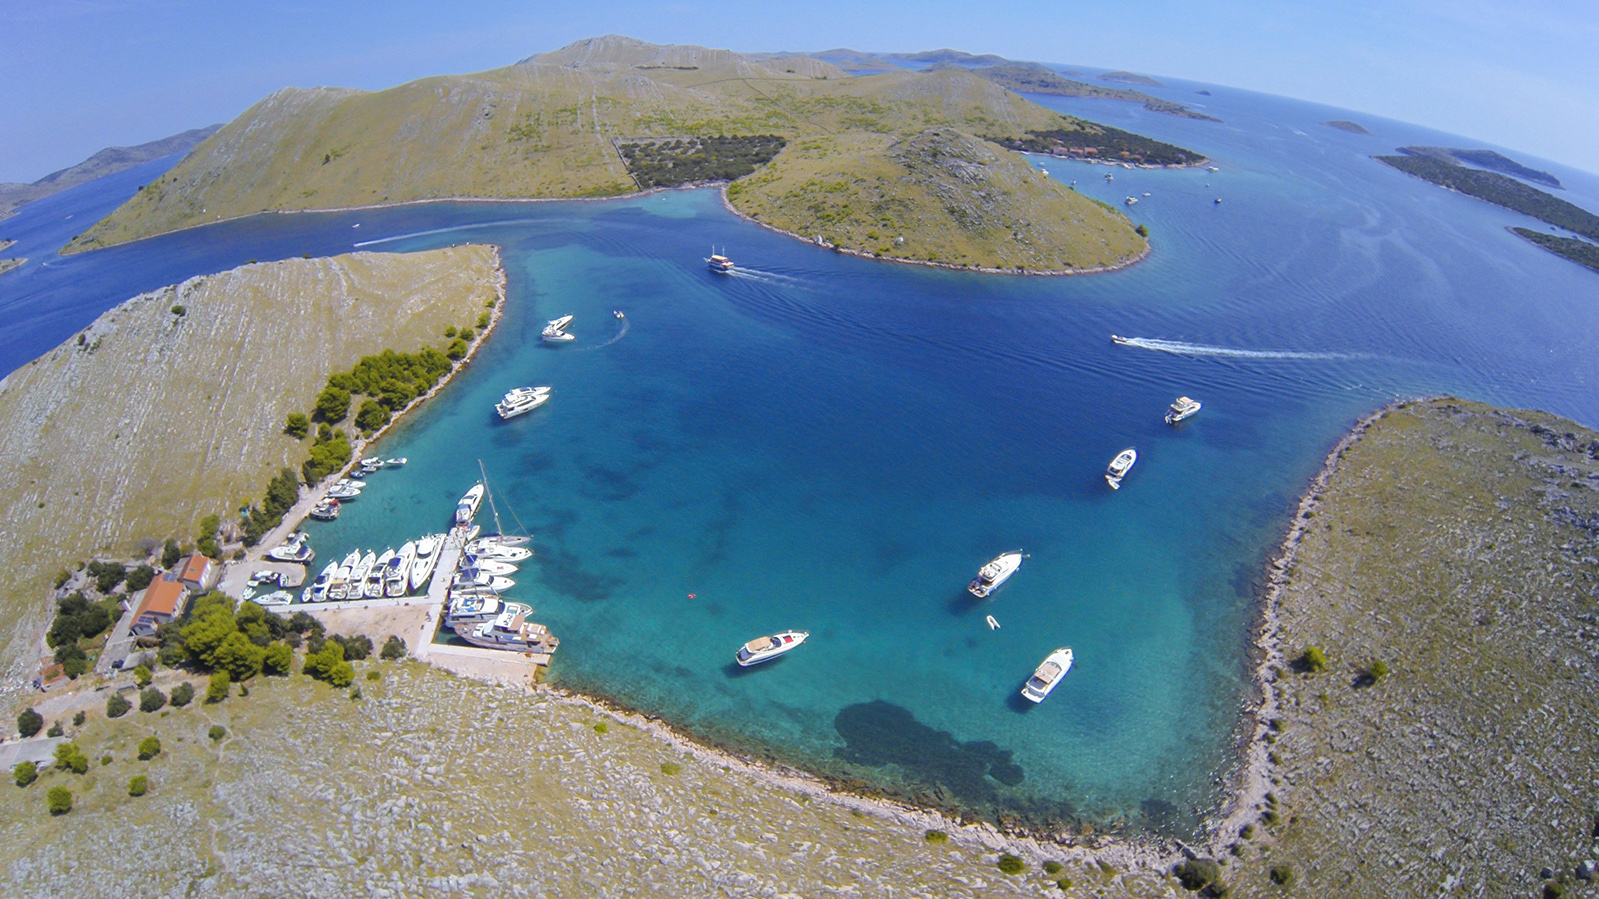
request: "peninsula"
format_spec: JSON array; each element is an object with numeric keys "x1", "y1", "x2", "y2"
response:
[
  {"x1": 0, "y1": 247, "x2": 501, "y2": 689},
  {"x1": 0, "y1": 126, "x2": 221, "y2": 219},
  {"x1": 62, "y1": 36, "x2": 1208, "y2": 272}
]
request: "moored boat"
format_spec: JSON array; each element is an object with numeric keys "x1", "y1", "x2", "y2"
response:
[
  {"x1": 735, "y1": 630, "x2": 808, "y2": 667},
  {"x1": 1020, "y1": 647, "x2": 1074, "y2": 703},
  {"x1": 968, "y1": 551, "x2": 1024, "y2": 598},
  {"x1": 1105, "y1": 448, "x2": 1138, "y2": 490},
  {"x1": 461, "y1": 555, "x2": 517, "y2": 576},
  {"x1": 387, "y1": 541, "x2": 415, "y2": 597},
  {"x1": 305, "y1": 561, "x2": 338, "y2": 603},
  {"x1": 444, "y1": 594, "x2": 531, "y2": 627},
  {"x1": 496, "y1": 391, "x2": 550, "y2": 420},
  {"x1": 409, "y1": 535, "x2": 441, "y2": 593},
  {"x1": 456, "y1": 484, "x2": 484, "y2": 525},
  {"x1": 266, "y1": 532, "x2": 314, "y2": 564},
  {"x1": 384, "y1": 457, "x2": 407, "y2": 467},
  {"x1": 365, "y1": 549, "x2": 394, "y2": 598},
  {"x1": 326, "y1": 484, "x2": 361, "y2": 500},
  {"x1": 465, "y1": 540, "x2": 532, "y2": 562},
  {"x1": 309, "y1": 498, "x2": 340, "y2": 521},
  {"x1": 1164, "y1": 396, "x2": 1202, "y2": 424},
  {"x1": 454, "y1": 568, "x2": 514, "y2": 593},
  {"x1": 454, "y1": 608, "x2": 559, "y2": 654}
]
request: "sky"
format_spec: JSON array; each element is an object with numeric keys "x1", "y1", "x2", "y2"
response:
[{"x1": 4, "y1": 0, "x2": 1598, "y2": 183}]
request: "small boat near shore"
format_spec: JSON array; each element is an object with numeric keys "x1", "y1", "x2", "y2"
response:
[
  {"x1": 968, "y1": 551, "x2": 1024, "y2": 598},
  {"x1": 266, "y1": 532, "x2": 314, "y2": 564},
  {"x1": 1165, "y1": 396, "x2": 1202, "y2": 425},
  {"x1": 736, "y1": 630, "x2": 808, "y2": 667},
  {"x1": 1105, "y1": 448, "x2": 1137, "y2": 490},
  {"x1": 309, "y1": 498, "x2": 340, "y2": 521},
  {"x1": 1020, "y1": 647, "x2": 1074, "y2": 703},
  {"x1": 384, "y1": 457, "x2": 407, "y2": 467},
  {"x1": 326, "y1": 484, "x2": 361, "y2": 500}
]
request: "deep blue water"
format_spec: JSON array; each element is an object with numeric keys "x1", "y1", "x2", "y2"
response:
[{"x1": 5, "y1": 80, "x2": 1599, "y2": 832}]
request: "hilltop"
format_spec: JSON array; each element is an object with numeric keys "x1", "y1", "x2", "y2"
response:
[
  {"x1": 0, "y1": 247, "x2": 500, "y2": 694},
  {"x1": 63, "y1": 36, "x2": 1200, "y2": 271},
  {"x1": 0, "y1": 126, "x2": 221, "y2": 218}
]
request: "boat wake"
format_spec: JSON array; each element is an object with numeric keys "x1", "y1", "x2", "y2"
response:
[
  {"x1": 578, "y1": 313, "x2": 630, "y2": 350},
  {"x1": 728, "y1": 267, "x2": 804, "y2": 285},
  {"x1": 352, "y1": 218, "x2": 545, "y2": 248},
  {"x1": 1114, "y1": 337, "x2": 1368, "y2": 361}
]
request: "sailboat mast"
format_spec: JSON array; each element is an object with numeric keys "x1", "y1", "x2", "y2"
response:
[{"x1": 478, "y1": 459, "x2": 505, "y2": 537}]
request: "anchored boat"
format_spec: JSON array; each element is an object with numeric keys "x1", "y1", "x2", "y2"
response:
[
  {"x1": 1105, "y1": 448, "x2": 1137, "y2": 490},
  {"x1": 1020, "y1": 647, "x2": 1074, "y2": 703},
  {"x1": 736, "y1": 630, "x2": 808, "y2": 667},
  {"x1": 968, "y1": 551, "x2": 1024, "y2": 598},
  {"x1": 1165, "y1": 396, "x2": 1202, "y2": 424}
]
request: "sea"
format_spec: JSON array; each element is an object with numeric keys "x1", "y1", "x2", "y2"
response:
[{"x1": 4, "y1": 75, "x2": 1599, "y2": 835}]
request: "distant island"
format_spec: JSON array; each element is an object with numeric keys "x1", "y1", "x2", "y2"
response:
[
  {"x1": 1322, "y1": 120, "x2": 1370, "y2": 134},
  {"x1": 1510, "y1": 227, "x2": 1599, "y2": 273},
  {"x1": 1098, "y1": 71, "x2": 1163, "y2": 87},
  {"x1": 933, "y1": 63, "x2": 1220, "y2": 121},
  {"x1": 1375, "y1": 154, "x2": 1599, "y2": 258},
  {"x1": 0, "y1": 238, "x2": 20, "y2": 275},
  {"x1": 63, "y1": 36, "x2": 1210, "y2": 274},
  {"x1": 0, "y1": 126, "x2": 220, "y2": 219},
  {"x1": 1397, "y1": 146, "x2": 1560, "y2": 188}
]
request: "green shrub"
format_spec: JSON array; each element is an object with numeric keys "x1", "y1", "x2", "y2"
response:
[
  {"x1": 1240, "y1": 824, "x2": 1255, "y2": 839},
  {"x1": 14, "y1": 761, "x2": 37, "y2": 787},
  {"x1": 47, "y1": 720, "x2": 64, "y2": 737},
  {"x1": 1043, "y1": 861, "x2": 1063, "y2": 875},
  {"x1": 924, "y1": 829, "x2": 948, "y2": 844},
  {"x1": 205, "y1": 670, "x2": 231, "y2": 704},
  {"x1": 170, "y1": 682, "x2": 195, "y2": 707},
  {"x1": 128, "y1": 775, "x2": 149, "y2": 797},
  {"x1": 46, "y1": 786, "x2": 72, "y2": 815},
  {"x1": 593, "y1": 722, "x2": 608, "y2": 734},
  {"x1": 458, "y1": 327, "x2": 474, "y2": 341},
  {"x1": 477, "y1": 312, "x2": 491, "y2": 330},
  {"x1": 1269, "y1": 863, "x2": 1295, "y2": 886},
  {"x1": 139, "y1": 687, "x2": 166, "y2": 713},
  {"x1": 170, "y1": 304, "x2": 186, "y2": 316},
  {"x1": 443, "y1": 325, "x2": 457, "y2": 338},
  {"x1": 17, "y1": 708, "x2": 43, "y2": 738},
  {"x1": 284, "y1": 412, "x2": 310, "y2": 439},
  {"x1": 313, "y1": 385, "x2": 351, "y2": 423},
  {"x1": 262, "y1": 642, "x2": 293, "y2": 676},
  {"x1": 162, "y1": 538, "x2": 182, "y2": 569},
  {"x1": 380, "y1": 635, "x2": 407, "y2": 660},
  {"x1": 107, "y1": 693, "x2": 132, "y2": 718},
  {"x1": 660, "y1": 762, "x2": 681, "y2": 775},
  {"x1": 137, "y1": 736, "x2": 162, "y2": 760},
  {"x1": 53, "y1": 743, "x2": 88, "y2": 775},
  {"x1": 100, "y1": 754, "x2": 111, "y2": 766},
  {"x1": 349, "y1": 687, "x2": 361, "y2": 700},
  {"x1": 126, "y1": 564, "x2": 156, "y2": 591},
  {"x1": 1300, "y1": 645, "x2": 1328, "y2": 673},
  {"x1": 1369, "y1": 659, "x2": 1389, "y2": 680},
  {"x1": 445, "y1": 338, "x2": 468, "y2": 360},
  {"x1": 1056, "y1": 877, "x2": 1074, "y2": 891},
  {"x1": 1174, "y1": 858, "x2": 1222, "y2": 891},
  {"x1": 72, "y1": 710, "x2": 85, "y2": 727},
  {"x1": 208, "y1": 725, "x2": 226, "y2": 742},
  {"x1": 997, "y1": 854, "x2": 1025, "y2": 875}
]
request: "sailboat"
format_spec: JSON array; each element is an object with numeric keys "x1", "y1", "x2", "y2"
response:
[{"x1": 475, "y1": 460, "x2": 534, "y2": 549}]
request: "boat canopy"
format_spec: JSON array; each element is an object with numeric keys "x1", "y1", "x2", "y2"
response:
[{"x1": 744, "y1": 637, "x2": 777, "y2": 653}]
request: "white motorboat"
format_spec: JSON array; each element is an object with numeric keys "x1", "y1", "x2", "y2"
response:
[
  {"x1": 1105, "y1": 448, "x2": 1138, "y2": 490},
  {"x1": 336, "y1": 477, "x2": 366, "y2": 489},
  {"x1": 614, "y1": 310, "x2": 624, "y2": 319},
  {"x1": 1109, "y1": 334, "x2": 1132, "y2": 345},
  {"x1": 349, "y1": 551, "x2": 376, "y2": 593},
  {"x1": 736, "y1": 630, "x2": 808, "y2": 667},
  {"x1": 444, "y1": 594, "x2": 531, "y2": 627},
  {"x1": 365, "y1": 549, "x2": 394, "y2": 598},
  {"x1": 410, "y1": 535, "x2": 441, "y2": 592},
  {"x1": 542, "y1": 315, "x2": 575, "y2": 343},
  {"x1": 309, "y1": 499, "x2": 340, "y2": 521},
  {"x1": 968, "y1": 551, "x2": 1024, "y2": 599},
  {"x1": 326, "y1": 484, "x2": 361, "y2": 500},
  {"x1": 706, "y1": 251, "x2": 735, "y2": 274},
  {"x1": 266, "y1": 532, "x2": 314, "y2": 564},
  {"x1": 1165, "y1": 396, "x2": 1202, "y2": 425},
  {"x1": 384, "y1": 457, "x2": 407, "y2": 467},
  {"x1": 1020, "y1": 647, "x2": 1074, "y2": 703},
  {"x1": 461, "y1": 555, "x2": 517, "y2": 576},
  {"x1": 456, "y1": 484, "x2": 484, "y2": 525},
  {"x1": 502, "y1": 385, "x2": 551, "y2": 402},
  {"x1": 1125, "y1": 196, "x2": 1138, "y2": 205},
  {"x1": 546, "y1": 314, "x2": 574, "y2": 332},
  {"x1": 360, "y1": 457, "x2": 383, "y2": 469},
  {"x1": 496, "y1": 391, "x2": 550, "y2": 420},
  {"x1": 387, "y1": 542, "x2": 415, "y2": 597},
  {"x1": 454, "y1": 568, "x2": 515, "y2": 593},
  {"x1": 454, "y1": 609, "x2": 559, "y2": 653},
  {"x1": 254, "y1": 590, "x2": 294, "y2": 607},
  {"x1": 465, "y1": 540, "x2": 532, "y2": 562},
  {"x1": 305, "y1": 561, "x2": 338, "y2": 603},
  {"x1": 329, "y1": 552, "x2": 359, "y2": 601},
  {"x1": 474, "y1": 532, "x2": 532, "y2": 548}
]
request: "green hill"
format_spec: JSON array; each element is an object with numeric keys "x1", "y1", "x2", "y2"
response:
[{"x1": 65, "y1": 36, "x2": 1186, "y2": 271}]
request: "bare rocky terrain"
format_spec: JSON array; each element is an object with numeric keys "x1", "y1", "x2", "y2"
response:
[
  {"x1": 1221, "y1": 398, "x2": 1599, "y2": 896},
  {"x1": 0, "y1": 247, "x2": 501, "y2": 699}
]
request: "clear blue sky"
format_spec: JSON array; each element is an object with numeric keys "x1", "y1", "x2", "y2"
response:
[{"x1": 4, "y1": 0, "x2": 1597, "y2": 183}]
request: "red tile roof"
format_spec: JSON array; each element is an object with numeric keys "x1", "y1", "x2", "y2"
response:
[
  {"x1": 138, "y1": 575, "x2": 186, "y2": 619},
  {"x1": 178, "y1": 553, "x2": 210, "y2": 585}
]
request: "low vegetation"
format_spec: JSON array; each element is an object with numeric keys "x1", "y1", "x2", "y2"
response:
[
  {"x1": 1375, "y1": 155, "x2": 1599, "y2": 240},
  {"x1": 1397, "y1": 145, "x2": 1560, "y2": 188},
  {"x1": 1511, "y1": 227, "x2": 1599, "y2": 274},
  {"x1": 995, "y1": 123, "x2": 1203, "y2": 166},
  {"x1": 617, "y1": 135, "x2": 788, "y2": 188}
]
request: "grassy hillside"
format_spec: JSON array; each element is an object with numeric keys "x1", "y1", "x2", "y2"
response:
[
  {"x1": 0, "y1": 247, "x2": 500, "y2": 694},
  {"x1": 0, "y1": 126, "x2": 221, "y2": 218},
  {"x1": 66, "y1": 36, "x2": 1179, "y2": 272},
  {"x1": 1224, "y1": 398, "x2": 1599, "y2": 896},
  {"x1": 730, "y1": 128, "x2": 1146, "y2": 271}
]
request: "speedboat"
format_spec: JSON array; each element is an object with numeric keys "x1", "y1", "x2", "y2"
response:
[
  {"x1": 384, "y1": 457, "x2": 407, "y2": 467},
  {"x1": 360, "y1": 457, "x2": 383, "y2": 469},
  {"x1": 706, "y1": 252, "x2": 734, "y2": 274},
  {"x1": 444, "y1": 594, "x2": 531, "y2": 627},
  {"x1": 1165, "y1": 396, "x2": 1202, "y2": 425},
  {"x1": 410, "y1": 535, "x2": 440, "y2": 592},
  {"x1": 1020, "y1": 647, "x2": 1074, "y2": 703},
  {"x1": 357, "y1": 462, "x2": 381, "y2": 477},
  {"x1": 546, "y1": 314, "x2": 573, "y2": 331},
  {"x1": 454, "y1": 568, "x2": 514, "y2": 593},
  {"x1": 254, "y1": 590, "x2": 294, "y2": 607},
  {"x1": 735, "y1": 630, "x2": 808, "y2": 667},
  {"x1": 326, "y1": 484, "x2": 361, "y2": 500},
  {"x1": 465, "y1": 540, "x2": 532, "y2": 562},
  {"x1": 456, "y1": 484, "x2": 484, "y2": 525},
  {"x1": 541, "y1": 315, "x2": 575, "y2": 343},
  {"x1": 613, "y1": 310, "x2": 625, "y2": 319},
  {"x1": 1105, "y1": 448, "x2": 1138, "y2": 490},
  {"x1": 461, "y1": 555, "x2": 517, "y2": 576},
  {"x1": 387, "y1": 542, "x2": 415, "y2": 597},
  {"x1": 1109, "y1": 334, "x2": 1131, "y2": 345},
  {"x1": 309, "y1": 499, "x2": 340, "y2": 521},
  {"x1": 365, "y1": 549, "x2": 393, "y2": 598},
  {"x1": 1125, "y1": 196, "x2": 1138, "y2": 205},
  {"x1": 968, "y1": 551, "x2": 1024, "y2": 598},
  {"x1": 336, "y1": 477, "x2": 366, "y2": 489},
  {"x1": 496, "y1": 391, "x2": 550, "y2": 420},
  {"x1": 266, "y1": 532, "x2": 314, "y2": 564},
  {"x1": 454, "y1": 609, "x2": 559, "y2": 654}
]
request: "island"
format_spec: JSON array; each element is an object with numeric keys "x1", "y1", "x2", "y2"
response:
[
  {"x1": 1511, "y1": 226, "x2": 1599, "y2": 273},
  {"x1": 1098, "y1": 71, "x2": 1164, "y2": 87},
  {"x1": 0, "y1": 126, "x2": 220, "y2": 219},
  {"x1": 1322, "y1": 119, "x2": 1370, "y2": 134},
  {"x1": 933, "y1": 62, "x2": 1220, "y2": 120},
  {"x1": 0, "y1": 238, "x2": 21, "y2": 275},
  {"x1": 1375, "y1": 154, "x2": 1599, "y2": 248},
  {"x1": 61, "y1": 36, "x2": 1208, "y2": 274},
  {"x1": 1398, "y1": 146, "x2": 1561, "y2": 188}
]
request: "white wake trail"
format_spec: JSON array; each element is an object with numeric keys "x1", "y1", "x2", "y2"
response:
[{"x1": 1115, "y1": 337, "x2": 1368, "y2": 361}]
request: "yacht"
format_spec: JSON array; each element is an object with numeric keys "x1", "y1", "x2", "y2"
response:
[
  {"x1": 496, "y1": 391, "x2": 550, "y2": 420},
  {"x1": 444, "y1": 594, "x2": 531, "y2": 627},
  {"x1": 461, "y1": 555, "x2": 517, "y2": 576},
  {"x1": 545, "y1": 314, "x2": 573, "y2": 331},
  {"x1": 1020, "y1": 647, "x2": 1074, "y2": 703},
  {"x1": 384, "y1": 457, "x2": 407, "y2": 467},
  {"x1": 387, "y1": 542, "x2": 415, "y2": 597},
  {"x1": 350, "y1": 551, "x2": 377, "y2": 594},
  {"x1": 364, "y1": 549, "x2": 393, "y2": 598},
  {"x1": 735, "y1": 631, "x2": 808, "y2": 667},
  {"x1": 465, "y1": 540, "x2": 532, "y2": 562},
  {"x1": 309, "y1": 499, "x2": 340, "y2": 521},
  {"x1": 266, "y1": 532, "x2": 314, "y2": 564},
  {"x1": 502, "y1": 385, "x2": 551, "y2": 402},
  {"x1": 456, "y1": 484, "x2": 485, "y2": 525},
  {"x1": 706, "y1": 252, "x2": 735, "y2": 274},
  {"x1": 474, "y1": 532, "x2": 532, "y2": 548},
  {"x1": 1125, "y1": 196, "x2": 1138, "y2": 205},
  {"x1": 328, "y1": 552, "x2": 359, "y2": 601},
  {"x1": 305, "y1": 561, "x2": 338, "y2": 603},
  {"x1": 1164, "y1": 396, "x2": 1202, "y2": 425},
  {"x1": 541, "y1": 315, "x2": 575, "y2": 343},
  {"x1": 1105, "y1": 448, "x2": 1138, "y2": 490},
  {"x1": 454, "y1": 608, "x2": 559, "y2": 653},
  {"x1": 409, "y1": 535, "x2": 441, "y2": 592},
  {"x1": 454, "y1": 568, "x2": 515, "y2": 593},
  {"x1": 968, "y1": 551, "x2": 1024, "y2": 598},
  {"x1": 326, "y1": 484, "x2": 361, "y2": 500}
]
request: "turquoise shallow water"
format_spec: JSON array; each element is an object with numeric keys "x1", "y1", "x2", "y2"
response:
[{"x1": 5, "y1": 79, "x2": 1599, "y2": 833}]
